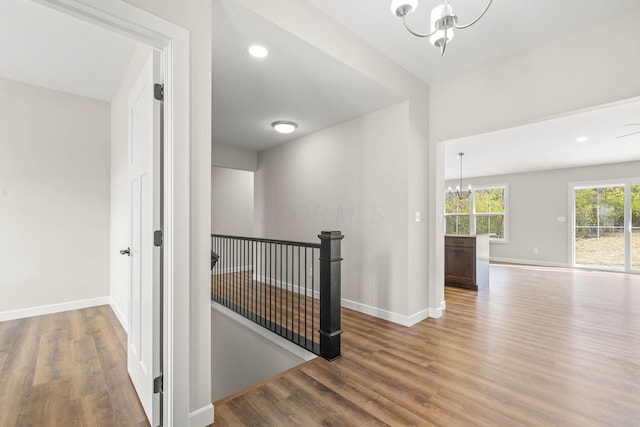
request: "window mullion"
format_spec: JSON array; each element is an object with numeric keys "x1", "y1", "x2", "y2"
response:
[
  {"x1": 625, "y1": 183, "x2": 631, "y2": 270},
  {"x1": 471, "y1": 191, "x2": 476, "y2": 235}
]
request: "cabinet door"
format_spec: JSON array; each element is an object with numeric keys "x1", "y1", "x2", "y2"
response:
[{"x1": 445, "y1": 246, "x2": 476, "y2": 288}]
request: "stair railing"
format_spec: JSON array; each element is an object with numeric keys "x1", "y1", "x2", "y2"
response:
[{"x1": 211, "y1": 231, "x2": 343, "y2": 360}]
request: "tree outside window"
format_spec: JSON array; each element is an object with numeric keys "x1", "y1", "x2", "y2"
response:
[
  {"x1": 445, "y1": 191, "x2": 471, "y2": 235},
  {"x1": 475, "y1": 187, "x2": 506, "y2": 239},
  {"x1": 445, "y1": 185, "x2": 507, "y2": 241}
]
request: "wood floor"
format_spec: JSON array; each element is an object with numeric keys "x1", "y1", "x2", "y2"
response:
[
  {"x1": 212, "y1": 271, "x2": 321, "y2": 352},
  {"x1": 213, "y1": 264, "x2": 640, "y2": 426},
  {"x1": 0, "y1": 305, "x2": 149, "y2": 427}
]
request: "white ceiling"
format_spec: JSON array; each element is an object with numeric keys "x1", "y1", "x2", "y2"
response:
[
  {"x1": 444, "y1": 98, "x2": 640, "y2": 180},
  {"x1": 0, "y1": 0, "x2": 136, "y2": 102},
  {"x1": 305, "y1": 0, "x2": 640, "y2": 178},
  {"x1": 307, "y1": 0, "x2": 640, "y2": 85},
  {"x1": 213, "y1": 0, "x2": 640, "y2": 177},
  {"x1": 5, "y1": 0, "x2": 639, "y2": 178},
  {"x1": 212, "y1": 0, "x2": 403, "y2": 151}
]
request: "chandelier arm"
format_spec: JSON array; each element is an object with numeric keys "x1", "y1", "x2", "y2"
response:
[
  {"x1": 402, "y1": 15, "x2": 438, "y2": 38},
  {"x1": 459, "y1": 152, "x2": 463, "y2": 190},
  {"x1": 440, "y1": 27, "x2": 447, "y2": 55},
  {"x1": 454, "y1": 0, "x2": 493, "y2": 29}
]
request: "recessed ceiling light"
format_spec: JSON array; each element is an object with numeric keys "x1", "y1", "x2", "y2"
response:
[
  {"x1": 576, "y1": 136, "x2": 588, "y2": 143},
  {"x1": 248, "y1": 45, "x2": 268, "y2": 58},
  {"x1": 271, "y1": 121, "x2": 298, "y2": 134}
]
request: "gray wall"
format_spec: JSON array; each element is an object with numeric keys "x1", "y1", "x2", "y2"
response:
[
  {"x1": 256, "y1": 102, "x2": 415, "y2": 318},
  {"x1": 0, "y1": 77, "x2": 110, "y2": 313},
  {"x1": 226, "y1": 0, "x2": 640, "y2": 325},
  {"x1": 212, "y1": 143, "x2": 257, "y2": 172},
  {"x1": 236, "y1": 0, "x2": 433, "y2": 322},
  {"x1": 430, "y1": 9, "x2": 640, "y2": 306},
  {"x1": 448, "y1": 160, "x2": 640, "y2": 266},
  {"x1": 211, "y1": 304, "x2": 312, "y2": 401},
  {"x1": 211, "y1": 167, "x2": 254, "y2": 236},
  {"x1": 430, "y1": 10, "x2": 640, "y2": 143}
]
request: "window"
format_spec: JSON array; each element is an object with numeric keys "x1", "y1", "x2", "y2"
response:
[
  {"x1": 474, "y1": 187, "x2": 506, "y2": 240},
  {"x1": 445, "y1": 191, "x2": 471, "y2": 235},
  {"x1": 445, "y1": 185, "x2": 508, "y2": 242}
]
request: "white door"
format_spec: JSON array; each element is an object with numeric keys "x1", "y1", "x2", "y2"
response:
[{"x1": 128, "y1": 51, "x2": 163, "y2": 426}]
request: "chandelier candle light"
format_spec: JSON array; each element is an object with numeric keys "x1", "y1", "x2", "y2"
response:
[
  {"x1": 448, "y1": 152, "x2": 472, "y2": 199},
  {"x1": 390, "y1": 0, "x2": 494, "y2": 55}
]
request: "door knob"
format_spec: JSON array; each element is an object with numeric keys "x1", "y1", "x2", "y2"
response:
[{"x1": 120, "y1": 247, "x2": 131, "y2": 256}]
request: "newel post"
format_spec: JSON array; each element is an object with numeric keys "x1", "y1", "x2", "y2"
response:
[{"x1": 318, "y1": 230, "x2": 344, "y2": 361}]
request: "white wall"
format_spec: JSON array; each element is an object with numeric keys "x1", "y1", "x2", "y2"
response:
[
  {"x1": 211, "y1": 167, "x2": 254, "y2": 236},
  {"x1": 110, "y1": 43, "x2": 153, "y2": 330},
  {"x1": 448, "y1": 160, "x2": 640, "y2": 267},
  {"x1": 123, "y1": 0, "x2": 213, "y2": 417},
  {"x1": 0, "y1": 77, "x2": 110, "y2": 313}
]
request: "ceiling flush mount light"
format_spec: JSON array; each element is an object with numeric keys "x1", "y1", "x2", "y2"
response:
[
  {"x1": 248, "y1": 45, "x2": 268, "y2": 58},
  {"x1": 576, "y1": 136, "x2": 589, "y2": 143},
  {"x1": 390, "y1": 0, "x2": 494, "y2": 55},
  {"x1": 271, "y1": 121, "x2": 298, "y2": 134},
  {"x1": 447, "y1": 152, "x2": 472, "y2": 200}
]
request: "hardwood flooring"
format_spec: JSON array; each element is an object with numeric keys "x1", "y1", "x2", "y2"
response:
[
  {"x1": 212, "y1": 271, "x2": 321, "y2": 352},
  {"x1": 213, "y1": 264, "x2": 640, "y2": 426},
  {"x1": 0, "y1": 305, "x2": 149, "y2": 427}
]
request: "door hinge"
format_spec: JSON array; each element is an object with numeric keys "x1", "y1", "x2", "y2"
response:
[
  {"x1": 154, "y1": 83, "x2": 164, "y2": 101},
  {"x1": 153, "y1": 375, "x2": 163, "y2": 394},
  {"x1": 154, "y1": 230, "x2": 163, "y2": 247}
]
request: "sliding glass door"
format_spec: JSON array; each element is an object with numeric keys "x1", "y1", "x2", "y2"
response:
[
  {"x1": 632, "y1": 185, "x2": 640, "y2": 271},
  {"x1": 573, "y1": 182, "x2": 640, "y2": 272}
]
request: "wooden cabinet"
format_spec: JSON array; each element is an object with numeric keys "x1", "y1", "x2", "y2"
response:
[{"x1": 445, "y1": 235, "x2": 490, "y2": 290}]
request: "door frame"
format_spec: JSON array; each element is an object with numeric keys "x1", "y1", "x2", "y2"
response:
[{"x1": 32, "y1": 0, "x2": 191, "y2": 424}]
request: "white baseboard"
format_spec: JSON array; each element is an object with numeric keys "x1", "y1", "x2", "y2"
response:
[
  {"x1": 213, "y1": 265, "x2": 253, "y2": 275},
  {"x1": 250, "y1": 273, "x2": 447, "y2": 327},
  {"x1": 109, "y1": 297, "x2": 129, "y2": 333},
  {"x1": 340, "y1": 298, "x2": 444, "y2": 327},
  {"x1": 491, "y1": 257, "x2": 569, "y2": 268},
  {"x1": 0, "y1": 296, "x2": 111, "y2": 322},
  {"x1": 252, "y1": 274, "x2": 320, "y2": 300},
  {"x1": 428, "y1": 301, "x2": 447, "y2": 319},
  {"x1": 236, "y1": 274, "x2": 447, "y2": 327},
  {"x1": 189, "y1": 403, "x2": 214, "y2": 427}
]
